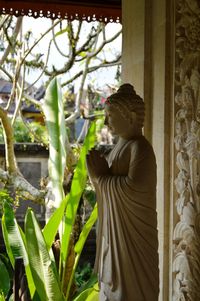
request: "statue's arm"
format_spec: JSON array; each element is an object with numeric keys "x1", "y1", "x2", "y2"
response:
[
  {"x1": 127, "y1": 141, "x2": 156, "y2": 188},
  {"x1": 86, "y1": 149, "x2": 110, "y2": 184}
]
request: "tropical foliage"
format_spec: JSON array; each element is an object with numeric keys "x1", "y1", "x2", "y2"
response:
[
  {"x1": 0, "y1": 77, "x2": 99, "y2": 300},
  {"x1": 2, "y1": 197, "x2": 98, "y2": 300},
  {"x1": 0, "y1": 15, "x2": 121, "y2": 205},
  {"x1": 0, "y1": 119, "x2": 47, "y2": 144}
]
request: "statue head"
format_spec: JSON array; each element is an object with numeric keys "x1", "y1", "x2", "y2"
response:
[{"x1": 104, "y1": 83, "x2": 145, "y2": 139}]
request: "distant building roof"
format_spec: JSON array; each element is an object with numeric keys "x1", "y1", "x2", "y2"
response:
[
  {"x1": 21, "y1": 104, "x2": 41, "y2": 114},
  {"x1": 0, "y1": 80, "x2": 12, "y2": 94},
  {"x1": 33, "y1": 86, "x2": 45, "y2": 100}
]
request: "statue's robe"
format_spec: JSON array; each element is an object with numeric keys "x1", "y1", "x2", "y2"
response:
[{"x1": 94, "y1": 136, "x2": 159, "y2": 301}]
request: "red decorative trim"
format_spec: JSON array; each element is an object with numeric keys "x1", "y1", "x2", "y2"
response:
[{"x1": 0, "y1": 0, "x2": 121, "y2": 23}]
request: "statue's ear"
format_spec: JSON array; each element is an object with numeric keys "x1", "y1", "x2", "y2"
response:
[{"x1": 130, "y1": 111, "x2": 137, "y2": 124}]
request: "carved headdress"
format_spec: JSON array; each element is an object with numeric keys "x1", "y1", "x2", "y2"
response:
[{"x1": 106, "y1": 83, "x2": 145, "y2": 128}]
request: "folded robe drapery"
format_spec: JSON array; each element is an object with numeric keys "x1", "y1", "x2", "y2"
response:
[{"x1": 94, "y1": 136, "x2": 159, "y2": 301}]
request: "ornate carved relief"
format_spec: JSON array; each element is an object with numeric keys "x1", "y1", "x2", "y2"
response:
[{"x1": 173, "y1": 0, "x2": 200, "y2": 300}]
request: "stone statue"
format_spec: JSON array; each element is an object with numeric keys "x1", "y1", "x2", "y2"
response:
[{"x1": 86, "y1": 83, "x2": 159, "y2": 301}]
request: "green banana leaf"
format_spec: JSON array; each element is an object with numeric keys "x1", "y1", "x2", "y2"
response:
[
  {"x1": 25, "y1": 209, "x2": 64, "y2": 301},
  {"x1": 60, "y1": 122, "x2": 96, "y2": 276},
  {"x1": 84, "y1": 289, "x2": 99, "y2": 301},
  {"x1": 43, "y1": 77, "x2": 66, "y2": 207},
  {"x1": 74, "y1": 204, "x2": 97, "y2": 254},
  {"x1": 72, "y1": 283, "x2": 99, "y2": 301},
  {"x1": 2, "y1": 203, "x2": 35, "y2": 298},
  {"x1": 2, "y1": 203, "x2": 28, "y2": 267},
  {"x1": 72, "y1": 288, "x2": 93, "y2": 301},
  {"x1": 65, "y1": 204, "x2": 98, "y2": 299},
  {"x1": 75, "y1": 274, "x2": 97, "y2": 298},
  {"x1": 0, "y1": 258, "x2": 10, "y2": 297},
  {"x1": 0, "y1": 294, "x2": 6, "y2": 301},
  {"x1": 43, "y1": 194, "x2": 68, "y2": 251},
  {"x1": 1, "y1": 219, "x2": 14, "y2": 267}
]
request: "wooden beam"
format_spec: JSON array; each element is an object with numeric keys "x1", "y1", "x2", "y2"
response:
[{"x1": 0, "y1": 0, "x2": 121, "y2": 23}]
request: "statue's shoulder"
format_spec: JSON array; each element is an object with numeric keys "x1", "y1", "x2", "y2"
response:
[
  {"x1": 129, "y1": 136, "x2": 155, "y2": 157},
  {"x1": 129, "y1": 136, "x2": 151, "y2": 148}
]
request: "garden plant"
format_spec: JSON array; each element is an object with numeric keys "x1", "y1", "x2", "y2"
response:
[{"x1": 0, "y1": 78, "x2": 99, "y2": 301}]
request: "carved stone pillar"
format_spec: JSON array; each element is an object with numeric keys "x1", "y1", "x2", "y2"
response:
[{"x1": 173, "y1": 0, "x2": 200, "y2": 300}]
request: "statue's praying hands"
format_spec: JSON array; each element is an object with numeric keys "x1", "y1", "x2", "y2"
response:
[{"x1": 86, "y1": 149, "x2": 110, "y2": 182}]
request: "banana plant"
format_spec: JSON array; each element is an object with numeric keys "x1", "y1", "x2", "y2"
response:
[
  {"x1": 0, "y1": 256, "x2": 10, "y2": 300},
  {"x1": 42, "y1": 77, "x2": 98, "y2": 297},
  {"x1": 2, "y1": 202, "x2": 98, "y2": 300},
  {"x1": 2, "y1": 202, "x2": 36, "y2": 299},
  {"x1": 1, "y1": 77, "x2": 99, "y2": 300},
  {"x1": 42, "y1": 77, "x2": 66, "y2": 209}
]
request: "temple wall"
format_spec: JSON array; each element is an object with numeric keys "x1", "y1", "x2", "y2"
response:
[
  {"x1": 172, "y1": 1, "x2": 200, "y2": 299},
  {"x1": 122, "y1": 1, "x2": 170, "y2": 300},
  {"x1": 122, "y1": 0, "x2": 171, "y2": 300},
  {"x1": 122, "y1": 0, "x2": 200, "y2": 300},
  {"x1": 151, "y1": 2, "x2": 173, "y2": 300},
  {"x1": 0, "y1": 143, "x2": 48, "y2": 219},
  {"x1": 122, "y1": 0, "x2": 145, "y2": 98}
]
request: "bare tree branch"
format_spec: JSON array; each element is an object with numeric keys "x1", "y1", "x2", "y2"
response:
[
  {"x1": 11, "y1": 173, "x2": 45, "y2": 203},
  {"x1": 0, "y1": 107, "x2": 18, "y2": 173},
  {"x1": 0, "y1": 65, "x2": 42, "y2": 109},
  {"x1": 74, "y1": 20, "x2": 82, "y2": 42},
  {"x1": 88, "y1": 28, "x2": 122, "y2": 58},
  {"x1": 12, "y1": 43, "x2": 26, "y2": 125},
  {"x1": 5, "y1": 55, "x2": 21, "y2": 111},
  {"x1": 75, "y1": 24, "x2": 101, "y2": 56},
  {"x1": 0, "y1": 107, "x2": 45, "y2": 203},
  {"x1": 65, "y1": 56, "x2": 91, "y2": 124},
  {"x1": 21, "y1": 19, "x2": 61, "y2": 65},
  {"x1": 0, "y1": 16, "x2": 23, "y2": 65},
  {"x1": 65, "y1": 26, "x2": 104, "y2": 124},
  {"x1": 44, "y1": 21, "x2": 102, "y2": 78},
  {"x1": 24, "y1": 40, "x2": 52, "y2": 92},
  {"x1": 61, "y1": 57, "x2": 121, "y2": 87},
  {"x1": 44, "y1": 24, "x2": 121, "y2": 84},
  {"x1": 23, "y1": 94, "x2": 42, "y2": 107},
  {"x1": 51, "y1": 20, "x2": 69, "y2": 58},
  {"x1": 0, "y1": 65, "x2": 13, "y2": 81},
  {"x1": 0, "y1": 15, "x2": 10, "y2": 31}
]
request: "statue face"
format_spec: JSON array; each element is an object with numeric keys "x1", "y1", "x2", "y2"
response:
[{"x1": 104, "y1": 103, "x2": 139, "y2": 139}]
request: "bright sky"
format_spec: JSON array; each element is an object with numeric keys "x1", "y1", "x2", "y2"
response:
[{"x1": 23, "y1": 17, "x2": 122, "y2": 91}]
